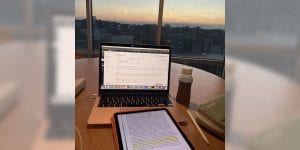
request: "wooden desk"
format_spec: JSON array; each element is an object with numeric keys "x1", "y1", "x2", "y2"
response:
[{"x1": 76, "y1": 58, "x2": 225, "y2": 150}]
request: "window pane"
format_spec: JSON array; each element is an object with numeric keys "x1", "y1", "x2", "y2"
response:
[
  {"x1": 162, "y1": 0, "x2": 225, "y2": 76},
  {"x1": 75, "y1": 0, "x2": 88, "y2": 56},
  {"x1": 92, "y1": 0, "x2": 159, "y2": 54}
]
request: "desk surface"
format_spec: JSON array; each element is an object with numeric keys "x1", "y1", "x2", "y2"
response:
[{"x1": 75, "y1": 58, "x2": 225, "y2": 150}]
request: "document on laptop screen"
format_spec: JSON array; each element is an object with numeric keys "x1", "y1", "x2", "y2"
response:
[
  {"x1": 102, "y1": 47, "x2": 170, "y2": 90},
  {"x1": 117, "y1": 110, "x2": 192, "y2": 150}
]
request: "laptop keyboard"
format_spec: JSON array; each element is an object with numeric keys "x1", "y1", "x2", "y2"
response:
[{"x1": 99, "y1": 93, "x2": 171, "y2": 107}]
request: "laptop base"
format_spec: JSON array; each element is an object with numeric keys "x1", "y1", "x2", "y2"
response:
[{"x1": 87, "y1": 96, "x2": 186, "y2": 125}]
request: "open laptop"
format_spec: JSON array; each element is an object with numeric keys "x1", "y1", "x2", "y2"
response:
[{"x1": 87, "y1": 43, "x2": 174, "y2": 125}]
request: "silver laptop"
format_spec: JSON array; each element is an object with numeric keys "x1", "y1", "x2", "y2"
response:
[
  {"x1": 88, "y1": 43, "x2": 174, "y2": 125},
  {"x1": 99, "y1": 43, "x2": 173, "y2": 107}
]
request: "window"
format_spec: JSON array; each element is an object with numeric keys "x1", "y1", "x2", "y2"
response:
[
  {"x1": 161, "y1": 0, "x2": 225, "y2": 76},
  {"x1": 162, "y1": 0, "x2": 225, "y2": 56},
  {"x1": 92, "y1": 0, "x2": 159, "y2": 55},
  {"x1": 75, "y1": 0, "x2": 88, "y2": 53},
  {"x1": 78, "y1": 0, "x2": 225, "y2": 76}
]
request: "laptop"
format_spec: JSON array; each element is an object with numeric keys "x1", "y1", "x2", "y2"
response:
[{"x1": 87, "y1": 43, "x2": 175, "y2": 125}]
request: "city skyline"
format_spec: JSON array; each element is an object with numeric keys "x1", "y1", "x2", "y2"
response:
[{"x1": 75, "y1": 0, "x2": 224, "y2": 27}]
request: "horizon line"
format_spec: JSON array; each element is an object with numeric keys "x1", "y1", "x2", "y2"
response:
[{"x1": 75, "y1": 17, "x2": 225, "y2": 29}]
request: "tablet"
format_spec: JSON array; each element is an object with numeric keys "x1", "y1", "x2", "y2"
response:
[{"x1": 112, "y1": 109, "x2": 195, "y2": 150}]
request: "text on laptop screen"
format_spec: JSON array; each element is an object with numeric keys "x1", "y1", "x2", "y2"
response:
[{"x1": 101, "y1": 45, "x2": 170, "y2": 90}]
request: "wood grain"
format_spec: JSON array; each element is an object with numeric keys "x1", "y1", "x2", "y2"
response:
[{"x1": 75, "y1": 58, "x2": 225, "y2": 150}]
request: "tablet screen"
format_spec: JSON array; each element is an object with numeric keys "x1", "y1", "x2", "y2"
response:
[{"x1": 116, "y1": 109, "x2": 193, "y2": 150}]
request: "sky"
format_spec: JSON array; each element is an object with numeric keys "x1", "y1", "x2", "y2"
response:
[{"x1": 75, "y1": 0, "x2": 224, "y2": 27}]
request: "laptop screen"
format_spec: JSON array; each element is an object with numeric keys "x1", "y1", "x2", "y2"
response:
[{"x1": 100, "y1": 44, "x2": 170, "y2": 90}]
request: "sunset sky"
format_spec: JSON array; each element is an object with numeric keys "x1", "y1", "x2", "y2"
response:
[{"x1": 75, "y1": 0, "x2": 224, "y2": 27}]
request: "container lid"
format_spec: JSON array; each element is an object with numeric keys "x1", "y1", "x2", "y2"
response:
[{"x1": 181, "y1": 68, "x2": 193, "y2": 75}]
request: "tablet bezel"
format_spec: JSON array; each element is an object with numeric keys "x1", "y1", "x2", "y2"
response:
[{"x1": 113, "y1": 108, "x2": 195, "y2": 150}]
